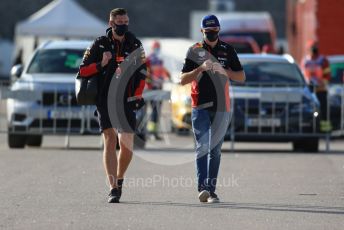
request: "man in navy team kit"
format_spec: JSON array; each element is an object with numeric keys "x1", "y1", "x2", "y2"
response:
[
  {"x1": 180, "y1": 15, "x2": 245, "y2": 203},
  {"x1": 79, "y1": 8, "x2": 146, "y2": 203}
]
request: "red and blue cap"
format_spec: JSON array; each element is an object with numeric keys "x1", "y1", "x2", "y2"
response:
[{"x1": 201, "y1": 14, "x2": 220, "y2": 29}]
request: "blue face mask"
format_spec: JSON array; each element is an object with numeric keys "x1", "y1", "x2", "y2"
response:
[{"x1": 114, "y1": 24, "x2": 128, "y2": 36}]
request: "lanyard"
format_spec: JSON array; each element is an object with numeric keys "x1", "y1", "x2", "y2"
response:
[{"x1": 111, "y1": 35, "x2": 125, "y2": 64}]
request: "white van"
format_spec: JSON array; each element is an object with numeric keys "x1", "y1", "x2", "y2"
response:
[{"x1": 191, "y1": 12, "x2": 277, "y2": 51}]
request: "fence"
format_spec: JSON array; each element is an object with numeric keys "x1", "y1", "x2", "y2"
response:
[
  {"x1": 0, "y1": 80, "x2": 171, "y2": 148},
  {"x1": 0, "y1": 80, "x2": 343, "y2": 151},
  {"x1": 226, "y1": 83, "x2": 344, "y2": 152},
  {"x1": 173, "y1": 82, "x2": 344, "y2": 152}
]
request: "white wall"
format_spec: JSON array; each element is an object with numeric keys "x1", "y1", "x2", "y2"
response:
[{"x1": 0, "y1": 39, "x2": 14, "y2": 80}]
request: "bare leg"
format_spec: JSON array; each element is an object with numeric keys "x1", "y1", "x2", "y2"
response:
[
  {"x1": 117, "y1": 132, "x2": 134, "y2": 179},
  {"x1": 102, "y1": 128, "x2": 118, "y2": 189}
]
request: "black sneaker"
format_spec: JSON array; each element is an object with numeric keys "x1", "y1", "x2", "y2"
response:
[
  {"x1": 207, "y1": 192, "x2": 220, "y2": 203},
  {"x1": 108, "y1": 188, "x2": 120, "y2": 203},
  {"x1": 117, "y1": 179, "x2": 124, "y2": 199}
]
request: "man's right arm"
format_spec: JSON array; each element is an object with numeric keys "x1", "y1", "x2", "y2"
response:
[
  {"x1": 180, "y1": 47, "x2": 211, "y2": 85},
  {"x1": 79, "y1": 39, "x2": 111, "y2": 78},
  {"x1": 180, "y1": 67, "x2": 203, "y2": 85}
]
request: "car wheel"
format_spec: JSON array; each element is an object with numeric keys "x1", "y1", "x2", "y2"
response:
[
  {"x1": 303, "y1": 138, "x2": 319, "y2": 152},
  {"x1": 26, "y1": 135, "x2": 43, "y2": 147},
  {"x1": 8, "y1": 133, "x2": 27, "y2": 148},
  {"x1": 171, "y1": 124, "x2": 176, "y2": 133},
  {"x1": 134, "y1": 134, "x2": 146, "y2": 149},
  {"x1": 292, "y1": 138, "x2": 319, "y2": 152},
  {"x1": 176, "y1": 128, "x2": 190, "y2": 136},
  {"x1": 292, "y1": 140, "x2": 303, "y2": 152}
]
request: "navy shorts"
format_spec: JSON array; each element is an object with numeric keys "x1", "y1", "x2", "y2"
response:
[{"x1": 95, "y1": 105, "x2": 136, "y2": 133}]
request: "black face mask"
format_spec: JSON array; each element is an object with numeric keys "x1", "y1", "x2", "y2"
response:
[
  {"x1": 114, "y1": 24, "x2": 128, "y2": 36},
  {"x1": 204, "y1": 31, "x2": 219, "y2": 42}
]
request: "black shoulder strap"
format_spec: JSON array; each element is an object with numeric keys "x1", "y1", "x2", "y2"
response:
[{"x1": 96, "y1": 36, "x2": 116, "y2": 101}]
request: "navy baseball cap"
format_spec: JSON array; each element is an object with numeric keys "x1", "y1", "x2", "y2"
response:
[{"x1": 201, "y1": 15, "x2": 220, "y2": 29}]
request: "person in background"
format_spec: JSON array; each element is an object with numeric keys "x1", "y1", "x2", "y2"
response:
[
  {"x1": 261, "y1": 44, "x2": 274, "y2": 54},
  {"x1": 277, "y1": 45, "x2": 285, "y2": 55},
  {"x1": 180, "y1": 15, "x2": 245, "y2": 203},
  {"x1": 302, "y1": 41, "x2": 332, "y2": 132},
  {"x1": 146, "y1": 40, "x2": 170, "y2": 140}
]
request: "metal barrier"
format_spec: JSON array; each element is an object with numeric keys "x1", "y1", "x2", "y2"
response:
[
  {"x1": 167, "y1": 82, "x2": 344, "y2": 152},
  {"x1": 0, "y1": 80, "x2": 101, "y2": 148},
  {"x1": 227, "y1": 82, "x2": 344, "y2": 152},
  {"x1": 0, "y1": 80, "x2": 171, "y2": 148},
  {"x1": 0, "y1": 80, "x2": 343, "y2": 151}
]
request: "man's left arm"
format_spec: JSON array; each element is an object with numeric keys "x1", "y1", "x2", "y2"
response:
[
  {"x1": 225, "y1": 68, "x2": 245, "y2": 83},
  {"x1": 213, "y1": 48, "x2": 245, "y2": 83}
]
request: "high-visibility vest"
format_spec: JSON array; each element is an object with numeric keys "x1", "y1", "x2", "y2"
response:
[
  {"x1": 303, "y1": 55, "x2": 326, "y2": 85},
  {"x1": 146, "y1": 54, "x2": 169, "y2": 89}
]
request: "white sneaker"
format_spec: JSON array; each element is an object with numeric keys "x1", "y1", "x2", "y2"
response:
[
  {"x1": 207, "y1": 193, "x2": 220, "y2": 203},
  {"x1": 198, "y1": 190, "x2": 210, "y2": 203}
]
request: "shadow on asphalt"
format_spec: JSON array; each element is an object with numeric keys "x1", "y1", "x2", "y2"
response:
[
  {"x1": 40, "y1": 146, "x2": 102, "y2": 151},
  {"x1": 141, "y1": 147, "x2": 194, "y2": 153},
  {"x1": 36, "y1": 146, "x2": 344, "y2": 155},
  {"x1": 121, "y1": 201, "x2": 344, "y2": 215},
  {"x1": 222, "y1": 148, "x2": 344, "y2": 154},
  {"x1": 38, "y1": 146, "x2": 195, "y2": 153}
]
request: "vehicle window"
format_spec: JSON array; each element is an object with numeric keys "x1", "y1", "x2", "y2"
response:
[
  {"x1": 221, "y1": 31, "x2": 271, "y2": 49},
  {"x1": 230, "y1": 42, "x2": 254, "y2": 53},
  {"x1": 27, "y1": 49, "x2": 84, "y2": 74},
  {"x1": 238, "y1": 61, "x2": 305, "y2": 87},
  {"x1": 330, "y1": 62, "x2": 344, "y2": 84}
]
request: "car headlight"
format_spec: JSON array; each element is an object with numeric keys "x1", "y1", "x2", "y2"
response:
[
  {"x1": 179, "y1": 107, "x2": 187, "y2": 115},
  {"x1": 329, "y1": 95, "x2": 341, "y2": 107},
  {"x1": 182, "y1": 95, "x2": 192, "y2": 106},
  {"x1": 170, "y1": 93, "x2": 179, "y2": 103}
]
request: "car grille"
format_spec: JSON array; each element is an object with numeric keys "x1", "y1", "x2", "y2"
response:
[
  {"x1": 30, "y1": 119, "x2": 99, "y2": 130},
  {"x1": 40, "y1": 92, "x2": 78, "y2": 107},
  {"x1": 236, "y1": 100, "x2": 299, "y2": 116},
  {"x1": 245, "y1": 106, "x2": 286, "y2": 116},
  {"x1": 231, "y1": 101, "x2": 318, "y2": 134}
]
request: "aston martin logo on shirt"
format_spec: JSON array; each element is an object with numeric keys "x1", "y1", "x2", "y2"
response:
[{"x1": 198, "y1": 51, "x2": 206, "y2": 57}]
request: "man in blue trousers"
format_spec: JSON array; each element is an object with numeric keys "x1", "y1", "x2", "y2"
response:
[{"x1": 180, "y1": 15, "x2": 245, "y2": 203}]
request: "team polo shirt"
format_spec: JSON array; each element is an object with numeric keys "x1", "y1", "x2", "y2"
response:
[{"x1": 181, "y1": 40, "x2": 243, "y2": 112}]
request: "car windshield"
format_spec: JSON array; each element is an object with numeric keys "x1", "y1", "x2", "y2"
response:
[
  {"x1": 27, "y1": 49, "x2": 84, "y2": 74},
  {"x1": 221, "y1": 31, "x2": 271, "y2": 49},
  {"x1": 236, "y1": 61, "x2": 305, "y2": 87},
  {"x1": 231, "y1": 42, "x2": 255, "y2": 53},
  {"x1": 330, "y1": 62, "x2": 344, "y2": 84}
]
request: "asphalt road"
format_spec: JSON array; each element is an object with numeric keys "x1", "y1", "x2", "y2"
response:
[{"x1": 0, "y1": 133, "x2": 344, "y2": 230}]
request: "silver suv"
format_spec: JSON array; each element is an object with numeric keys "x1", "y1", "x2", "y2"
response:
[{"x1": 7, "y1": 40, "x2": 99, "y2": 148}]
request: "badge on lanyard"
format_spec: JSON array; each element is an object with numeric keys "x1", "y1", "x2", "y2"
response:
[
  {"x1": 115, "y1": 66, "x2": 122, "y2": 79},
  {"x1": 115, "y1": 56, "x2": 124, "y2": 78}
]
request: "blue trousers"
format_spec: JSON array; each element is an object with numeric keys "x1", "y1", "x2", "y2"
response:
[{"x1": 191, "y1": 108, "x2": 230, "y2": 193}]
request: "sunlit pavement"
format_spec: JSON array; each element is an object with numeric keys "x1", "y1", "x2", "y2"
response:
[{"x1": 0, "y1": 133, "x2": 344, "y2": 229}]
